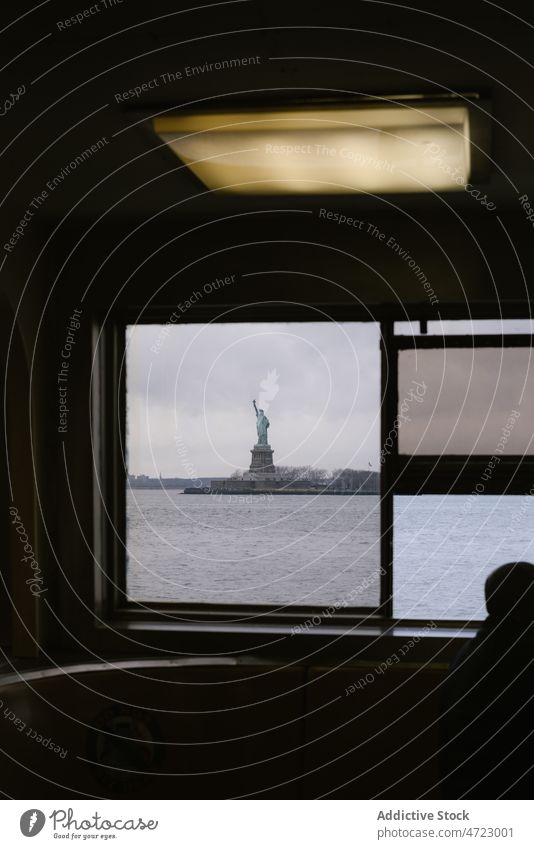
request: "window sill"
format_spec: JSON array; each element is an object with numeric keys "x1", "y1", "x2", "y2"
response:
[{"x1": 95, "y1": 617, "x2": 478, "y2": 662}]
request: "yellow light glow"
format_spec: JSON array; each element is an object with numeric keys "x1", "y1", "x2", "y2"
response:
[{"x1": 153, "y1": 104, "x2": 471, "y2": 194}]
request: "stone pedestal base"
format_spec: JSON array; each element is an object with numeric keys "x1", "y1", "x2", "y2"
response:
[{"x1": 247, "y1": 443, "x2": 276, "y2": 479}]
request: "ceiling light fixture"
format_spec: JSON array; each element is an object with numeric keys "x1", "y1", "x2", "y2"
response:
[{"x1": 153, "y1": 100, "x2": 472, "y2": 194}]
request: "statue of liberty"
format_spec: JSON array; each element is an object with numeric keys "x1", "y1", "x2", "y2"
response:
[{"x1": 253, "y1": 400, "x2": 270, "y2": 445}]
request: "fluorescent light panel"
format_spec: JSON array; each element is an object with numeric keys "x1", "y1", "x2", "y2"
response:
[{"x1": 154, "y1": 104, "x2": 471, "y2": 194}]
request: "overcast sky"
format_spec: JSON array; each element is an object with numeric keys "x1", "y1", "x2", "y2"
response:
[
  {"x1": 126, "y1": 322, "x2": 381, "y2": 477},
  {"x1": 126, "y1": 319, "x2": 534, "y2": 477}
]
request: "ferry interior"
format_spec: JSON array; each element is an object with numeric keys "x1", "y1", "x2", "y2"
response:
[{"x1": 1, "y1": 0, "x2": 534, "y2": 800}]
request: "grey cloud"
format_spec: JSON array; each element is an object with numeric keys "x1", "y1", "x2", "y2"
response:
[{"x1": 127, "y1": 322, "x2": 381, "y2": 476}]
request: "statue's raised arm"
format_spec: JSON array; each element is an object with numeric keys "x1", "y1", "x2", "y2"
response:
[{"x1": 253, "y1": 399, "x2": 258, "y2": 415}]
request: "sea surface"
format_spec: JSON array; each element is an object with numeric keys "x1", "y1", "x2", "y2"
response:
[{"x1": 126, "y1": 491, "x2": 534, "y2": 620}]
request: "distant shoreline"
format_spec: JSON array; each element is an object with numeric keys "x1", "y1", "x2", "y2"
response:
[
  {"x1": 128, "y1": 476, "x2": 220, "y2": 490},
  {"x1": 128, "y1": 473, "x2": 379, "y2": 495},
  {"x1": 184, "y1": 487, "x2": 379, "y2": 495}
]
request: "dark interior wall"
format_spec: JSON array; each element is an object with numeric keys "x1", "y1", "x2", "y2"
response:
[
  {"x1": 44, "y1": 207, "x2": 534, "y2": 317},
  {"x1": 1, "y1": 230, "x2": 55, "y2": 656},
  {"x1": 0, "y1": 294, "x2": 12, "y2": 651}
]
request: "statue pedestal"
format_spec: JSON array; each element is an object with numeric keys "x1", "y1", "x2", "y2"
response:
[{"x1": 247, "y1": 443, "x2": 277, "y2": 480}]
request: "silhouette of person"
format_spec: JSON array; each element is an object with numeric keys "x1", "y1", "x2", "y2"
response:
[{"x1": 440, "y1": 561, "x2": 534, "y2": 798}]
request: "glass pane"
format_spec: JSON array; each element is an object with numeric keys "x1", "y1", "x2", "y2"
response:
[
  {"x1": 395, "y1": 319, "x2": 534, "y2": 335},
  {"x1": 427, "y1": 319, "x2": 534, "y2": 335},
  {"x1": 394, "y1": 321, "x2": 420, "y2": 335},
  {"x1": 394, "y1": 495, "x2": 534, "y2": 620},
  {"x1": 126, "y1": 322, "x2": 382, "y2": 607},
  {"x1": 398, "y1": 346, "x2": 534, "y2": 454}
]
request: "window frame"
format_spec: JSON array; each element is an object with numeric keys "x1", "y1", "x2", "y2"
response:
[
  {"x1": 391, "y1": 332, "x2": 534, "y2": 494},
  {"x1": 94, "y1": 308, "x2": 534, "y2": 634},
  {"x1": 390, "y1": 330, "x2": 534, "y2": 621}
]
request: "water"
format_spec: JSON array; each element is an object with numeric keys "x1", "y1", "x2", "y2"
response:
[
  {"x1": 126, "y1": 491, "x2": 534, "y2": 620},
  {"x1": 394, "y1": 494, "x2": 534, "y2": 620},
  {"x1": 126, "y1": 491, "x2": 381, "y2": 609}
]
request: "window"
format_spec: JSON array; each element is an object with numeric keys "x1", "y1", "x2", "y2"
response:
[
  {"x1": 394, "y1": 494, "x2": 534, "y2": 620},
  {"x1": 124, "y1": 321, "x2": 382, "y2": 613},
  {"x1": 395, "y1": 319, "x2": 534, "y2": 335},
  {"x1": 100, "y1": 315, "x2": 534, "y2": 627},
  {"x1": 397, "y1": 346, "x2": 534, "y2": 455},
  {"x1": 391, "y1": 327, "x2": 534, "y2": 622}
]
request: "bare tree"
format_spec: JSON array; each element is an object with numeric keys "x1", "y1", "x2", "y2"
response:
[
  {"x1": 306, "y1": 466, "x2": 329, "y2": 483},
  {"x1": 331, "y1": 467, "x2": 379, "y2": 493},
  {"x1": 276, "y1": 465, "x2": 329, "y2": 482}
]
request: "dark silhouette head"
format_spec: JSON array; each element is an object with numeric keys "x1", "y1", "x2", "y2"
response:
[{"x1": 485, "y1": 562, "x2": 534, "y2": 622}]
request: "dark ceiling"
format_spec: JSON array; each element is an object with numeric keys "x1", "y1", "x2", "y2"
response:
[
  {"x1": 2, "y1": 1, "x2": 534, "y2": 312},
  {"x1": 3, "y1": 1, "x2": 534, "y2": 217}
]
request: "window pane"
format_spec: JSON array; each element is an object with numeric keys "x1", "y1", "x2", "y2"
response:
[
  {"x1": 398, "y1": 347, "x2": 534, "y2": 454},
  {"x1": 394, "y1": 321, "x2": 420, "y2": 335},
  {"x1": 394, "y1": 495, "x2": 534, "y2": 620},
  {"x1": 427, "y1": 319, "x2": 534, "y2": 335},
  {"x1": 126, "y1": 322, "x2": 381, "y2": 607},
  {"x1": 395, "y1": 319, "x2": 534, "y2": 335}
]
